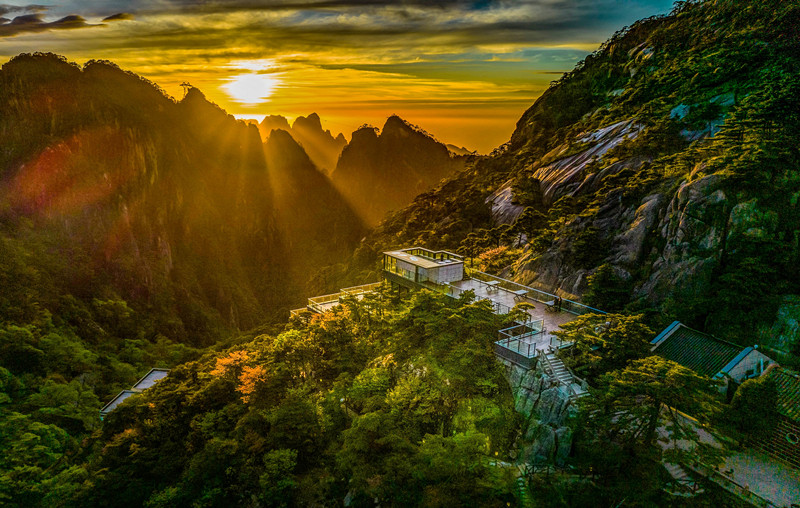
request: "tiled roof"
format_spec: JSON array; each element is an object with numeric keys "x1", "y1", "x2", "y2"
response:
[
  {"x1": 653, "y1": 324, "x2": 743, "y2": 378},
  {"x1": 767, "y1": 367, "x2": 800, "y2": 421}
]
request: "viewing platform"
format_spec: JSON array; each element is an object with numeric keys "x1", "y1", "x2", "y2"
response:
[
  {"x1": 290, "y1": 282, "x2": 383, "y2": 318},
  {"x1": 294, "y1": 246, "x2": 603, "y2": 395},
  {"x1": 380, "y1": 247, "x2": 604, "y2": 377}
]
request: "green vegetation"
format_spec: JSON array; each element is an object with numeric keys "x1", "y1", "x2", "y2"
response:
[
  {"x1": 1, "y1": 0, "x2": 798, "y2": 506},
  {"x1": 29, "y1": 289, "x2": 520, "y2": 507},
  {"x1": 351, "y1": 0, "x2": 800, "y2": 355}
]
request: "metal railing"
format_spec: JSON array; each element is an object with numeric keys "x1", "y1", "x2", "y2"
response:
[
  {"x1": 544, "y1": 346, "x2": 589, "y2": 398},
  {"x1": 493, "y1": 342, "x2": 537, "y2": 368},
  {"x1": 465, "y1": 268, "x2": 605, "y2": 316},
  {"x1": 447, "y1": 283, "x2": 512, "y2": 314},
  {"x1": 306, "y1": 282, "x2": 383, "y2": 314},
  {"x1": 539, "y1": 351, "x2": 583, "y2": 399},
  {"x1": 498, "y1": 320, "x2": 546, "y2": 343},
  {"x1": 341, "y1": 282, "x2": 384, "y2": 297},
  {"x1": 394, "y1": 247, "x2": 463, "y2": 262},
  {"x1": 493, "y1": 320, "x2": 548, "y2": 367},
  {"x1": 307, "y1": 293, "x2": 343, "y2": 314}
]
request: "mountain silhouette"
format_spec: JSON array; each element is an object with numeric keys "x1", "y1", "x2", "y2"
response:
[
  {"x1": 331, "y1": 115, "x2": 466, "y2": 226},
  {"x1": 258, "y1": 113, "x2": 346, "y2": 174}
]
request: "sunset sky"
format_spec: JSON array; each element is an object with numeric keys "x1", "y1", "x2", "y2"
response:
[{"x1": 0, "y1": 1, "x2": 674, "y2": 152}]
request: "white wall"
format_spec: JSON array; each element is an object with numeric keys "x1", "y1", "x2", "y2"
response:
[{"x1": 436, "y1": 263, "x2": 463, "y2": 283}]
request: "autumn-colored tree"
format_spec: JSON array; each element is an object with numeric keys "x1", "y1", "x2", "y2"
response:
[
  {"x1": 237, "y1": 365, "x2": 268, "y2": 403},
  {"x1": 210, "y1": 350, "x2": 250, "y2": 378}
]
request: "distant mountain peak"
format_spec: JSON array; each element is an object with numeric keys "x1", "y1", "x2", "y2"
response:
[
  {"x1": 332, "y1": 115, "x2": 465, "y2": 225},
  {"x1": 382, "y1": 114, "x2": 411, "y2": 131},
  {"x1": 260, "y1": 114, "x2": 291, "y2": 132},
  {"x1": 293, "y1": 112, "x2": 323, "y2": 132},
  {"x1": 258, "y1": 113, "x2": 347, "y2": 175}
]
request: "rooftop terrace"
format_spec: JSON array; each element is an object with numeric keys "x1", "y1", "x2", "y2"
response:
[{"x1": 383, "y1": 247, "x2": 462, "y2": 269}]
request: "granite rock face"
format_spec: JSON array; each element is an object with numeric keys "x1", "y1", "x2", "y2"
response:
[{"x1": 501, "y1": 359, "x2": 578, "y2": 467}]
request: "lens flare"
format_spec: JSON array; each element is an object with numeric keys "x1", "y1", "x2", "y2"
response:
[{"x1": 223, "y1": 73, "x2": 279, "y2": 105}]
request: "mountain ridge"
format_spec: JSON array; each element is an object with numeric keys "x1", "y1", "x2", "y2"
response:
[
  {"x1": 352, "y1": 0, "x2": 800, "y2": 352},
  {"x1": 331, "y1": 114, "x2": 469, "y2": 226},
  {"x1": 257, "y1": 112, "x2": 346, "y2": 174}
]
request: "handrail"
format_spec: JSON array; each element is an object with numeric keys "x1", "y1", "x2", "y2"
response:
[
  {"x1": 386, "y1": 246, "x2": 463, "y2": 262},
  {"x1": 498, "y1": 320, "x2": 545, "y2": 341},
  {"x1": 307, "y1": 282, "x2": 383, "y2": 314},
  {"x1": 464, "y1": 268, "x2": 605, "y2": 316},
  {"x1": 340, "y1": 282, "x2": 384, "y2": 296},
  {"x1": 542, "y1": 348, "x2": 585, "y2": 398}
]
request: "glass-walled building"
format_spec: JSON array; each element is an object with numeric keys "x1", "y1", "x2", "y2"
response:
[{"x1": 382, "y1": 248, "x2": 464, "y2": 286}]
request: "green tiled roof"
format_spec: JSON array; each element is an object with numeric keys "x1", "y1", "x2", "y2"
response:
[
  {"x1": 653, "y1": 325, "x2": 742, "y2": 378},
  {"x1": 768, "y1": 367, "x2": 800, "y2": 421}
]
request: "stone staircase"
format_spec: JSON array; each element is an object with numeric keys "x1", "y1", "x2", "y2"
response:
[{"x1": 543, "y1": 351, "x2": 587, "y2": 398}]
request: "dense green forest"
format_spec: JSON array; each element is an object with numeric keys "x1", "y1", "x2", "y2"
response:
[
  {"x1": 0, "y1": 54, "x2": 363, "y2": 506},
  {"x1": 0, "y1": 0, "x2": 798, "y2": 506},
  {"x1": 0, "y1": 289, "x2": 750, "y2": 506}
]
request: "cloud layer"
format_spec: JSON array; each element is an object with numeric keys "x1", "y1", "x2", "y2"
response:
[{"x1": 0, "y1": 0, "x2": 674, "y2": 151}]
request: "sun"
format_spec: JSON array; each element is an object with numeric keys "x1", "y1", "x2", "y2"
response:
[{"x1": 223, "y1": 73, "x2": 279, "y2": 106}]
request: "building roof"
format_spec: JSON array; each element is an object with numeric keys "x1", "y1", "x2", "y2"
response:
[
  {"x1": 767, "y1": 367, "x2": 800, "y2": 421},
  {"x1": 100, "y1": 368, "x2": 170, "y2": 417},
  {"x1": 384, "y1": 249, "x2": 462, "y2": 270},
  {"x1": 132, "y1": 368, "x2": 170, "y2": 390},
  {"x1": 100, "y1": 390, "x2": 139, "y2": 415},
  {"x1": 651, "y1": 321, "x2": 745, "y2": 378}
]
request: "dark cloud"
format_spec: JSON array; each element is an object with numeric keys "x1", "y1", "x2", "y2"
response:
[
  {"x1": 0, "y1": 4, "x2": 104, "y2": 37},
  {"x1": 0, "y1": 4, "x2": 47, "y2": 16},
  {"x1": 103, "y1": 12, "x2": 135, "y2": 21}
]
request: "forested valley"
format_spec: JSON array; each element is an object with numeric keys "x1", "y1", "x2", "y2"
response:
[{"x1": 1, "y1": 0, "x2": 799, "y2": 506}]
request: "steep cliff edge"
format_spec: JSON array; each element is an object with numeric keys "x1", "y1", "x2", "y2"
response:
[{"x1": 362, "y1": 0, "x2": 800, "y2": 352}]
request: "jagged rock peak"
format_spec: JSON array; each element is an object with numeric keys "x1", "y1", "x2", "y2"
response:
[
  {"x1": 293, "y1": 112, "x2": 323, "y2": 131},
  {"x1": 260, "y1": 114, "x2": 291, "y2": 132}
]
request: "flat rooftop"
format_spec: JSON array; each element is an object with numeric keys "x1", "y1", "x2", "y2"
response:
[
  {"x1": 384, "y1": 249, "x2": 462, "y2": 270},
  {"x1": 132, "y1": 368, "x2": 170, "y2": 390},
  {"x1": 100, "y1": 389, "x2": 138, "y2": 415}
]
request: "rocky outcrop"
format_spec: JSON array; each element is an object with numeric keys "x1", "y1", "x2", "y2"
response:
[
  {"x1": 758, "y1": 296, "x2": 800, "y2": 352},
  {"x1": 486, "y1": 181, "x2": 525, "y2": 226},
  {"x1": 531, "y1": 120, "x2": 643, "y2": 206},
  {"x1": 501, "y1": 359, "x2": 577, "y2": 466},
  {"x1": 609, "y1": 193, "x2": 664, "y2": 267}
]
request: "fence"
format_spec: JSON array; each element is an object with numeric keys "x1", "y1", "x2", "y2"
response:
[
  {"x1": 493, "y1": 343, "x2": 537, "y2": 368},
  {"x1": 398, "y1": 247, "x2": 463, "y2": 262},
  {"x1": 498, "y1": 320, "x2": 545, "y2": 344},
  {"x1": 307, "y1": 282, "x2": 383, "y2": 314},
  {"x1": 307, "y1": 293, "x2": 343, "y2": 314},
  {"x1": 465, "y1": 268, "x2": 605, "y2": 316},
  {"x1": 341, "y1": 282, "x2": 384, "y2": 297}
]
